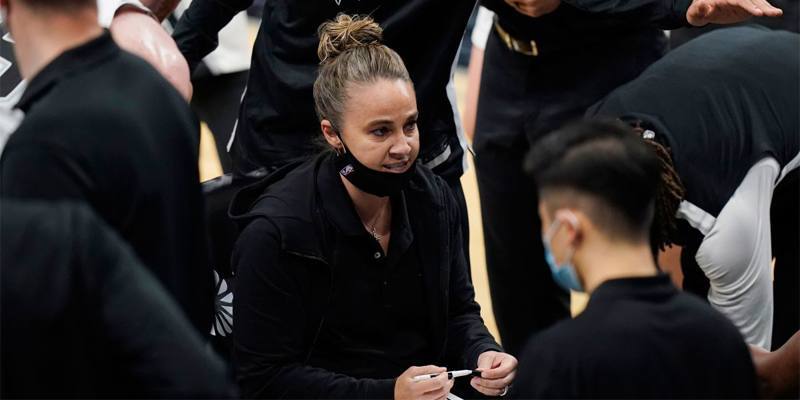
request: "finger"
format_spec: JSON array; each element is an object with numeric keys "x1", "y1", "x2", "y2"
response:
[
  {"x1": 419, "y1": 381, "x2": 449, "y2": 400},
  {"x1": 480, "y1": 371, "x2": 517, "y2": 390},
  {"x1": 414, "y1": 376, "x2": 447, "y2": 394},
  {"x1": 476, "y1": 354, "x2": 496, "y2": 371},
  {"x1": 733, "y1": 0, "x2": 765, "y2": 16},
  {"x1": 471, "y1": 379, "x2": 508, "y2": 396},
  {"x1": 473, "y1": 377, "x2": 508, "y2": 390},
  {"x1": 418, "y1": 388, "x2": 447, "y2": 400},
  {"x1": 688, "y1": 2, "x2": 714, "y2": 25},
  {"x1": 753, "y1": 0, "x2": 782, "y2": 15},
  {"x1": 418, "y1": 373, "x2": 450, "y2": 394},
  {"x1": 409, "y1": 365, "x2": 447, "y2": 376},
  {"x1": 479, "y1": 358, "x2": 515, "y2": 379}
]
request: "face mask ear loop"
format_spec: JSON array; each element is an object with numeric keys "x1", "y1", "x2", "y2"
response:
[
  {"x1": 560, "y1": 210, "x2": 581, "y2": 267},
  {"x1": 332, "y1": 126, "x2": 347, "y2": 156}
]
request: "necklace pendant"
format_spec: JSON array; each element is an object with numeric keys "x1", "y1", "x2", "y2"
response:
[{"x1": 370, "y1": 227, "x2": 382, "y2": 242}]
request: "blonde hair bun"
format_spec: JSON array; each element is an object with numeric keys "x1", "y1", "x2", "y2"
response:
[{"x1": 317, "y1": 14, "x2": 383, "y2": 64}]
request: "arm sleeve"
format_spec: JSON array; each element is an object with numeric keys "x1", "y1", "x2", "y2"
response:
[
  {"x1": 232, "y1": 218, "x2": 396, "y2": 399},
  {"x1": 1, "y1": 143, "x2": 92, "y2": 202},
  {"x1": 74, "y1": 205, "x2": 236, "y2": 398},
  {"x1": 694, "y1": 158, "x2": 778, "y2": 349},
  {"x1": 440, "y1": 182, "x2": 503, "y2": 369},
  {"x1": 172, "y1": 0, "x2": 254, "y2": 72},
  {"x1": 470, "y1": 6, "x2": 495, "y2": 50},
  {"x1": 560, "y1": 0, "x2": 694, "y2": 29}
]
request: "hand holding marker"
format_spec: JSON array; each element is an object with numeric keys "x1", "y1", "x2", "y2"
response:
[{"x1": 412, "y1": 370, "x2": 482, "y2": 382}]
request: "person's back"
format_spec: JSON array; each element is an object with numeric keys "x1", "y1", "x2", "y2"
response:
[
  {"x1": 515, "y1": 120, "x2": 757, "y2": 398},
  {"x1": 588, "y1": 26, "x2": 799, "y2": 218},
  {"x1": 517, "y1": 275, "x2": 756, "y2": 398},
  {"x1": 0, "y1": 0, "x2": 213, "y2": 334},
  {"x1": 0, "y1": 201, "x2": 234, "y2": 398}
]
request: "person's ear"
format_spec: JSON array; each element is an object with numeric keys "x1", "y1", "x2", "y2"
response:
[
  {"x1": 555, "y1": 209, "x2": 582, "y2": 246},
  {"x1": 320, "y1": 119, "x2": 343, "y2": 153}
]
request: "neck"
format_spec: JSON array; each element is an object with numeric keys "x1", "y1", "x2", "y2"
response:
[
  {"x1": 576, "y1": 239, "x2": 659, "y2": 294},
  {"x1": 13, "y1": 8, "x2": 103, "y2": 80},
  {"x1": 341, "y1": 176, "x2": 391, "y2": 227}
]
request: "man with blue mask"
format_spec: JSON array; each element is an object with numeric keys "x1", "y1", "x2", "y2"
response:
[{"x1": 513, "y1": 120, "x2": 757, "y2": 398}]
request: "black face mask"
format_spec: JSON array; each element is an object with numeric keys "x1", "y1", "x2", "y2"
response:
[{"x1": 333, "y1": 135, "x2": 416, "y2": 197}]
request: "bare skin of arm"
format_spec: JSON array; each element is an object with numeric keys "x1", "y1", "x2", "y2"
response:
[
  {"x1": 750, "y1": 331, "x2": 800, "y2": 398},
  {"x1": 110, "y1": 6, "x2": 192, "y2": 100}
]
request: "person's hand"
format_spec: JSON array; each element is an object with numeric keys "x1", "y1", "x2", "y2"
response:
[
  {"x1": 687, "y1": 0, "x2": 782, "y2": 26},
  {"x1": 471, "y1": 351, "x2": 518, "y2": 397},
  {"x1": 395, "y1": 366, "x2": 454, "y2": 400},
  {"x1": 109, "y1": 6, "x2": 193, "y2": 100},
  {"x1": 504, "y1": 0, "x2": 561, "y2": 17}
]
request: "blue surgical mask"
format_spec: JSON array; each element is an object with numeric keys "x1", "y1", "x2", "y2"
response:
[{"x1": 543, "y1": 218, "x2": 584, "y2": 292}]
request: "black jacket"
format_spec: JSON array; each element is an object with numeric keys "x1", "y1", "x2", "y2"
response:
[
  {"x1": 0, "y1": 32, "x2": 214, "y2": 335},
  {"x1": 1, "y1": 201, "x2": 235, "y2": 398},
  {"x1": 229, "y1": 154, "x2": 501, "y2": 398}
]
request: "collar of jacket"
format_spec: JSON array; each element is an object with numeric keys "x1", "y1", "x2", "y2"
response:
[{"x1": 17, "y1": 30, "x2": 119, "y2": 113}]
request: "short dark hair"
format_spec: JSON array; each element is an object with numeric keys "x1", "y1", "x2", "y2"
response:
[
  {"x1": 524, "y1": 119, "x2": 660, "y2": 243},
  {"x1": 18, "y1": 0, "x2": 94, "y2": 12}
]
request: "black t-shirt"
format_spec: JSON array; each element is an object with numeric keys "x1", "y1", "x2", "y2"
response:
[
  {"x1": 589, "y1": 26, "x2": 800, "y2": 217},
  {"x1": 0, "y1": 32, "x2": 214, "y2": 336},
  {"x1": 174, "y1": 0, "x2": 473, "y2": 179},
  {"x1": 0, "y1": 201, "x2": 234, "y2": 398},
  {"x1": 515, "y1": 275, "x2": 757, "y2": 398}
]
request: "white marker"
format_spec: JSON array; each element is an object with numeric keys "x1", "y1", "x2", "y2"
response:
[{"x1": 412, "y1": 370, "x2": 479, "y2": 382}]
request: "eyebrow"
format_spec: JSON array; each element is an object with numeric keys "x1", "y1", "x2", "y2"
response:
[{"x1": 364, "y1": 113, "x2": 418, "y2": 128}]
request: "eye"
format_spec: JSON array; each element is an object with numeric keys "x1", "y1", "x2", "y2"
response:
[
  {"x1": 403, "y1": 121, "x2": 417, "y2": 134},
  {"x1": 370, "y1": 127, "x2": 390, "y2": 137}
]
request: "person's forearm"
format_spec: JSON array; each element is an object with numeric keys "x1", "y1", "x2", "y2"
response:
[
  {"x1": 172, "y1": 0, "x2": 253, "y2": 72},
  {"x1": 140, "y1": 0, "x2": 182, "y2": 21},
  {"x1": 561, "y1": 0, "x2": 693, "y2": 29}
]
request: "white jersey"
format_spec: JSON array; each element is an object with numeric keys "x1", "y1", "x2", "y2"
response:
[{"x1": 0, "y1": 0, "x2": 146, "y2": 152}]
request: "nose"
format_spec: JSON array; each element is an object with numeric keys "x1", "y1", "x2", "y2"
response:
[{"x1": 388, "y1": 132, "x2": 412, "y2": 160}]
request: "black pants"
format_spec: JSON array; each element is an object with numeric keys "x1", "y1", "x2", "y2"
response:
[
  {"x1": 190, "y1": 67, "x2": 249, "y2": 174},
  {"x1": 474, "y1": 28, "x2": 666, "y2": 356}
]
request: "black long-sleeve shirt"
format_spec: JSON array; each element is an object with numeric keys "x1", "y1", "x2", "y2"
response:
[
  {"x1": 1, "y1": 201, "x2": 235, "y2": 398},
  {"x1": 0, "y1": 32, "x2": 214, "y2": 336}
]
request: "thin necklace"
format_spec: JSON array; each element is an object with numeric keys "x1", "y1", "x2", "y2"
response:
[{"x1": 365, "y1": 202, "x2": 388, "y2": 242}]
